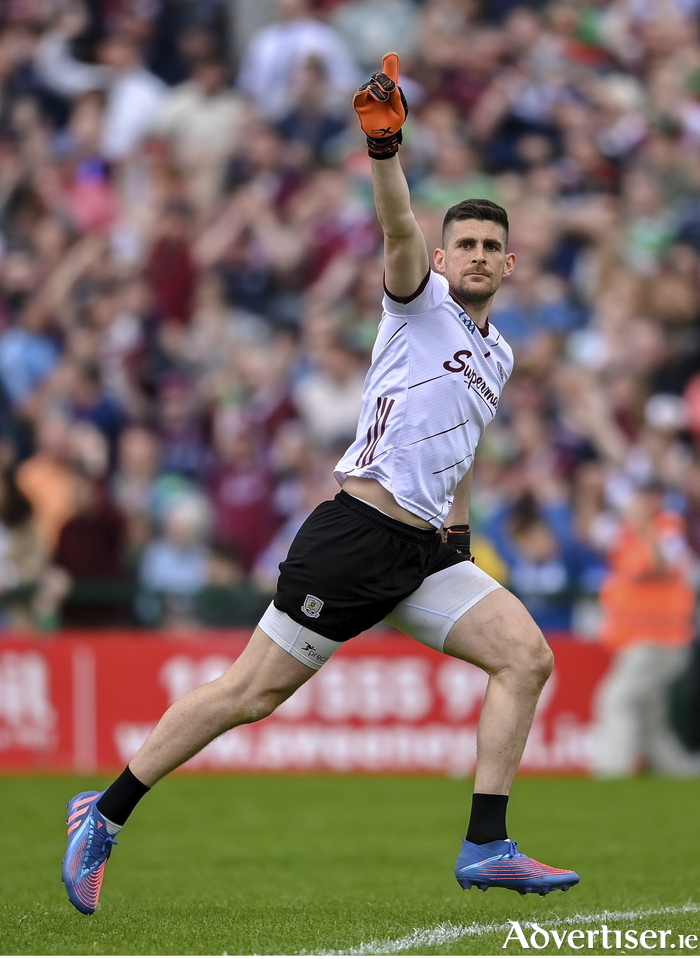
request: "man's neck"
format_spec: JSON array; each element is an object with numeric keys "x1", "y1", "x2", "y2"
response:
[{"x1": 449, "y1": 287, "x2": 492, "y2": 329}]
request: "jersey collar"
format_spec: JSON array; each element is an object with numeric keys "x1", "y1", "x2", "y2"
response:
[{"x1": 449, "y1": 292, "x2": 490, "y2": 338}]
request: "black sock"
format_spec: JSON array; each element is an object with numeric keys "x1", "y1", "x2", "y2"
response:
[
  {"x1": 96, "y1": 766, "x2": 151, "y2": 827},
  {"x1": 465, "y1": 793, "x2": 509, "y2": 845}
]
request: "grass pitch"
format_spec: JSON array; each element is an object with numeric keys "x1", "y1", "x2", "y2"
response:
[{"x1": 1, "y1": 774, "x2": 699, "y2": 955}]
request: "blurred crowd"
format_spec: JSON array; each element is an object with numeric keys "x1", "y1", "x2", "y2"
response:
[{"x1": 0, "y1": 0, "x2": 700, "y2": 648}]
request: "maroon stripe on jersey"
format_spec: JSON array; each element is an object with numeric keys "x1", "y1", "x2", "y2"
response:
[
  {"x1": 358, "y1": 400, "x2": 385, "y2": 468},
  {"x1": 355, "y1": 397, "x2": 383, "y2": 468},
  {"x1": 406, "y1": 417, "x2": 470, "y2": 447},
  {"x1": 433, "y1": 454, "x2": 470, "y2": 474},
  {"x1": 483, "y1": 351, "x2": 491, "y2": 357},
  {"x1": 363, "y1": 397, "x2": 395, "y2": 466},
  {"x1": 408, "y1": 372, "x2": 451, "y2": 390},
  {"x1": 360, "y1": 396, "x2": 386, "y2": 466},
  {"x1": 357, "y1": 397, "x2": 394, "y2": 468},
  {"x1": 384, "y1": 322, "x2": 407, "y2": 346}
]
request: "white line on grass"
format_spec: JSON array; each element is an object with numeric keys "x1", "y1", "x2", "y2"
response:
[{"x1": 305, "y1": 902, "x2": 700, "y2": 955}]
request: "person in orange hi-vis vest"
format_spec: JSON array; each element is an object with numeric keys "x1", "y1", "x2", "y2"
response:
[{"x1": 593, "y1": 482, "x2": 700, "y2": 776}]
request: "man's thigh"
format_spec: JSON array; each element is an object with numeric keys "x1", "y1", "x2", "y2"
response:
[
  {"x1": 385, "y1": 562, "x2": 501, "y2": 654},
  {"x1": 219, "y1": 623, "x2": 320, "y2": 704},
  {"x1": 443, "y1": 588, "x2": 547, "y2": 673},
  {"x1": 386, "y1": 563, "x2": 547, "y2": 672}
]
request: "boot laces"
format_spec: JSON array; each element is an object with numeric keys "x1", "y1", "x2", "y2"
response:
[{"x1": 85, "y1": 828, "x2": 117, "y2": 870}]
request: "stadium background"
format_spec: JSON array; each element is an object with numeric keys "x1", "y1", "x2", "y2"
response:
[{"x1": 0, "y1": 0, "x2": 700, "y2": 776}]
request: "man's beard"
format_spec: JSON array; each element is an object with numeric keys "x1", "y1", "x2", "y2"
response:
[{"x1": 451, "y1": 277, "x2": 499, "y2": 306}]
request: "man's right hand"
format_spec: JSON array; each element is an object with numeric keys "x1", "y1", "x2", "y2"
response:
[
  {"x1": 444, "y1": 524, "x2": 476, "y2": 562},
  {"x1": 353, "y1": 53, "x2": 408, "y2": 159}
]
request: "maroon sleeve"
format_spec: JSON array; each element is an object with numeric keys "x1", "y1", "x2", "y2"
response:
[{"x1": 383, "y1": 270, "x2": 431, "y2": 305}]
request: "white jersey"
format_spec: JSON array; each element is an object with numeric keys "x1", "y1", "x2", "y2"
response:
[{"x1": 335, "y1": 270, "x2": 514, "y2": 528}]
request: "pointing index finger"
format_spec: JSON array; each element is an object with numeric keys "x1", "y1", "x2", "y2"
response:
[{"x1": 381, "y1": 52, "x2": 399, "y2": 85}]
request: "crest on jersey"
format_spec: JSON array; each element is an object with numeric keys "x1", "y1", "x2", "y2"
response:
[
  {"x1": 459, "y1": 311, "x2": 476, "y2": 333},
  {"x1": 301, "y1": 594, "x2": 324, "y2": 618},
  {"x1": 497, "y1": 362, "x2": 507, "y2": 382}
]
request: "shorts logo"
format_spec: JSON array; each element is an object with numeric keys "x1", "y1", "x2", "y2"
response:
[
  {"x1": 297, "y1": 642, "x2": 328, "y2": 666},
  {"x1": 301, "y1": 594, "x2": 324, "y2": 619}
]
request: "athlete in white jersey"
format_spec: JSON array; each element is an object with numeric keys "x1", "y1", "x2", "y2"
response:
[
  {"x1": 61, "y1": 54, "x2": 578, "y2": 916},
  {"x1": 336, "y1": 270, "x2": 514, "y2": 527}
]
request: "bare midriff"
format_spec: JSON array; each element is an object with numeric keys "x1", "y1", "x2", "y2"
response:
[{"x1": 341, "y1": 476, "x2": 434, "y2": 530}]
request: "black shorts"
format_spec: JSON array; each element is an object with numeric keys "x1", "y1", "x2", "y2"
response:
[{"x1": 273, "y1": 490, "x2": 466, "y2": 642}]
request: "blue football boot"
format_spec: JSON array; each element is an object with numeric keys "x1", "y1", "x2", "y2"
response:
[
  {"x1": 62, "y1": 791, "x2": 117, "y2": 914},
  {"x1": 455, "y1": 838, "x2": 579, "y2": 896}
]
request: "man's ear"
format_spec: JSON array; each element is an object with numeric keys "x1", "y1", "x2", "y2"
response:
[
  {"x1": 503, "y1": 251, "x2": 516, "y2": 278},
  {"x1": 433, "y1": 247, "x2": 446, "y2": 275}
]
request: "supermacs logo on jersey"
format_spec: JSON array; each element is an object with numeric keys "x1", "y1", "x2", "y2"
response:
[{"x1": 442, "y1": 349, "x2": 500, "y2": 411}]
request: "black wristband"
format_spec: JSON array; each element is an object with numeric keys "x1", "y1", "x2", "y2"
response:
[
  {"x1": 366, "y1": 130, "x2": 403, "y2": 159},
  {"x1": 445, "y1": 523, "x2": 471, "y2": 555}
]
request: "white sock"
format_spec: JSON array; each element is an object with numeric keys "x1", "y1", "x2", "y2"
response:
[{"x1": 99, "y1": 814, "x2": 122, "y2": 836}]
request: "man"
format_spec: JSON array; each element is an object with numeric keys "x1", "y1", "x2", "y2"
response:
[
  {"x1": 62, "y1": 54, "x2": 579, "y2": 916},
  {"x1": 594, "y1": 482, "x2": 699, "y2": 776},
  {"x1": 237, "y1": 0, "x2": 359, "y2": 123}
]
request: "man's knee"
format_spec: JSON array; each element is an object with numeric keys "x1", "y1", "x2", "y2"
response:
[
  {"x1": 482, "y1": 616, "x2": 553, "y2": 687},
  {"x1": 214, "y1": 675, "x2": 288, "y2": 726},
  {"x1": 511, "y1": 626, "x2": 554, "y2": 685},
  {"x1": 235, "y1": 689, "x2": 282, "y2": 725}
]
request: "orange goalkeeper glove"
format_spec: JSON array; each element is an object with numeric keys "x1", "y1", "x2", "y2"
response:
[{"x1": 352, "y1": 52, "x2": 408, "y2": 159}]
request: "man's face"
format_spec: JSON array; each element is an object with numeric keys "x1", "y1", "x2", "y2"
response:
[{"x1": 433, "y1": 218, "x2": 515, "y2": 304}]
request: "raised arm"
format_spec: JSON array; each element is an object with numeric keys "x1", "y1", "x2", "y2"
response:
[
  {"x1": 372, "y1": 156, "x2": 430, "y2": 299},
  {"x1": 353, "y1": 54, "x2": 429, "y2": 299}
]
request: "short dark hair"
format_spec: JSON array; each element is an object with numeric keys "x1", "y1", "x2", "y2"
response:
[{"x1": 442, "y1": 199, "x2": 509, "y2": 245}]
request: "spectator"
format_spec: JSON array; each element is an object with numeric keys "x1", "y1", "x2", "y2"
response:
[
  {"x1": 153, "y1": 56, "x2": 249, "y2": 213},
  {"x1": 276, "y1": 55, "x2": 348, "y2": 162},
  {"x1": 34, "y1": 6, "x2": 108, "y2": 102},
  {"x1": 64, "y1": 359, "x2": 127, "y2": 456},
  {"x1": 593, "y1": 483, "x2": 700, "y2": 776},
  {"x1": 145, "y1": 201, "x2": 197, "y2": 327},
  {"x1": 194, "y1": 543, "x2": 270, "y2": 628},
  {"x1": 206, "y1": 407, "x2": 279, "y2": 572},
  {"x1": 293, "y1": 338, "x2": 367, "y2": 447},
  {"x1": 414, "y1": 138, "x2": 501, "y2": 211},
  {"x1": 154, "y1": 57, "x2": 248, "y2": 169},
  {"x1": 488, "y1": 253, "x2": 583, "y2": 345},
  {"x1": 111, "y1": 424, "x2": 161, "y2": 558},
  {"x1": 486, "y1": 491, "x2": 600, "y2": 632},
  {"x1": 331, "y1": 0, "x2": 418, "y2": 73},
  {"x1": 0, "y1": 468, "x2": 45, "y2": 628},
  {"x1": 15, "y1": 413, "x2": 77, "y2": 552},
  {"x1": 138, "y1": 492, "x2": 211, "y2": 627},
  {"x1": 0, "y1": 296, "x2": 60, "y2": 410},
  {"x1": 98, "y1": 32, "x2": 167, "y2": 161},
  {"x1": 154, "y1": 372, "x2": 210, "y2": 480},
  {"x1": 237, "y1": 0, "x2": 359, "y2": 122},
  {"x1": 53, "y1": 469, "x2": 130, "y2": 626}
]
